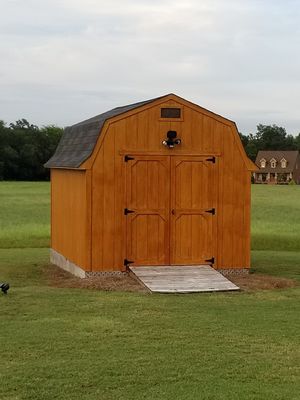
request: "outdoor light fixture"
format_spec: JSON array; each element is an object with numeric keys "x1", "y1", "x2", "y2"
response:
[{"x1": 162, "y1": 131, "x2": 181, "y2": 148}]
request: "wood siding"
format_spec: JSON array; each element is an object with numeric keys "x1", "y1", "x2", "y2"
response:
[
  {"x1": 88, "y1": 99, "x2": 252, "y2": 271},
  {"x1": 51, "y1": 169, "x2": 90, "y2": 270}
]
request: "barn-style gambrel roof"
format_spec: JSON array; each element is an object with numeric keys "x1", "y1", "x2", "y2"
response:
[
  {"x1": 44, "y1": 96, "x2": 164, "y2": 168},
  {"x1": 45, "y1": 93, "x2": 256, "y2": 170}
]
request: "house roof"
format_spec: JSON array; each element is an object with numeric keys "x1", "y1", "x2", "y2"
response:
[
  {"x1": 255, "y1": 150, "x2": 299, "y2": 173},
  {"x1": 44, "y1": 95, "x2": 166, "y2": 168}
]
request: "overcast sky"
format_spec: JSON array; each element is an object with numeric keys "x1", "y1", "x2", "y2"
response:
[{"x1": 1, "y1": 0, "x2": 300, "y2": 134}]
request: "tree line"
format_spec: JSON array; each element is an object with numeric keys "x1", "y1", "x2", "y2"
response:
[
  {"x1": 239, "y1": 124, "x2": 300, "y2": 161},
  {"x1": 0, "y1": 119, "x2": 63, "y2": 180},
  {"x1": 0, "y1": 119, "x2": 299, "y2": 180}
]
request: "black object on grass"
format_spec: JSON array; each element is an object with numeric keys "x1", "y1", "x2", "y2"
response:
[{"x1": 0, "y1": 283, "x2": 9, "y2": 294}]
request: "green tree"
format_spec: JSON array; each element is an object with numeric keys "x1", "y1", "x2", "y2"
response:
[
  {"x1": 241, "y1": 124, "x2": 299, "y2": 161},
  {"x1": 256, "y1": 124, "x2": 288, "y2": 150},
  {"x1": 295, "y1": 133, "x2": 300, "y2": 150},
  {"x1": 0, "y1": 119, "x2": 63, "y2": 180},
  {"x1": 244, "y1": 134, "x2": 259, "y2": 161}
]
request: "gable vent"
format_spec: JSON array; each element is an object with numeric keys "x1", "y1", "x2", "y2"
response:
[{"x1": 161, "y1": 108, "x2": 181, "y2": 118}]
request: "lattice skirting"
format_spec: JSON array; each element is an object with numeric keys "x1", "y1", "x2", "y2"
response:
[
  {"x1": 85, "y1": 271, "x2": 127, "y2": 277},
  {"x1": 219, "y1": 268, "x2": 250, "y2": 276}
]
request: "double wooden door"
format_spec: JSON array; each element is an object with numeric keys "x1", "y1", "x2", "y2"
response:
[{"x1": 125, "y1": 155, "x2": 217, "y2": 266}]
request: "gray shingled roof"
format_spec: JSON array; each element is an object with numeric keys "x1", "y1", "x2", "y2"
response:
[
  {"x1": 44, "y1": 95, "x2": 167, "y2": 168},
  {"x1": 255, "y1": 150, "x2": 299, "y2": 173}
]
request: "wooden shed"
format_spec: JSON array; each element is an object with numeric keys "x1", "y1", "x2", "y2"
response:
[{"x1": 45, "y1": 94, "x2": 257, "y2": 278}]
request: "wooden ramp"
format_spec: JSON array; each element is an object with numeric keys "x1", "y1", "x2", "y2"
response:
[{"x1": 129, "y1": 265, "x2": 239, "y2": 293}]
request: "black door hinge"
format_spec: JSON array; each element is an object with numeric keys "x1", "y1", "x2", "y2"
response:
[
  {"x1": 205, "y1": 257, "x2": 215, "y2": 265},
  {"x1": 124, "y1": 208, "x2": 135, "y2": 215},
  {"x1": 206, "y1": 156, "x2": 216, "y2": 163},
  {"x1": 205, "y1": 208, "x2": 215, "y2": 215},
  {"x1": 124, "y1": 259, "x2": 134, "y2": 267},
  {"x1": 124, "y1": 155, "x2": 135, "y2": 162}
]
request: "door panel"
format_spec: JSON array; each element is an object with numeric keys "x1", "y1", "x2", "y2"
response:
[
  {"x1": 126, "y1": 156, "x2": 170, "y2": 265},
  {"x1": 125, "y1": 155, "x2": 217, "y2": 267},
  {"x1": 170, "y1": 156, "x2": 217, "y2": 265}
]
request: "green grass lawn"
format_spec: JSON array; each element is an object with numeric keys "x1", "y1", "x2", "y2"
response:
[
  {"x1": 0, "y1": 181, "x2": 50, "y2": 248},
  {"x1": 251, "y1": 185, "x2": 300, "y2": 252},
  {"x1": 0, "y1": 182, "x2": 299, "y2": 399},
  {"x1": 251, "y1": 185, "x2": 300, "y2": 281}
]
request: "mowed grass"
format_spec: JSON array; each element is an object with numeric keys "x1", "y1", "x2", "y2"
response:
[
  {"x1": 251, "y1": 185, "x2": 300, "y2": 252},
  {"x1": 0, "y1": 248, "x2": 299, "y2": 400},
  {"x1": 0, "y1": 181, "x2": 50, "y2": 248},
  {"x1": 0, "y1": 182, "x2": 299, "y2": 399},
  {"x1": 251, "y1": 185, "x2": 300, "y2": 281}
]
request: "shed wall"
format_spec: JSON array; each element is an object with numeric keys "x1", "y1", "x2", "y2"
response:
[
  {"x1": 90, "y1": 100, "x2": 251, "y2": 271},
  {"x1": 51, "y1": 169, "x2": 90, "y2": 270}
]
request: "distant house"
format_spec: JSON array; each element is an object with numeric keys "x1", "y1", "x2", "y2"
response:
[{"x1": 254, "y1": 150, "x2": 300, "y2": 184}]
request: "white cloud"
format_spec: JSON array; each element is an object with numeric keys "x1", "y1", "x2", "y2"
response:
[{"x1": 0, "y1": 0, "x2": 300, "y2": 133}]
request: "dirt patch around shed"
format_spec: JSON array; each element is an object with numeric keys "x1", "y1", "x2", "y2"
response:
[
  {"x1": 44, "y1": 264, "x2": 298, "y2": 293},
  {"x1": 230, "y1": 273, "x2": 298, "y2": 291},
  {"x1": 43, "y1": 264, "x2": 148, "y2": 293}
]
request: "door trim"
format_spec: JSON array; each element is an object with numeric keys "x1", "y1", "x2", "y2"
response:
[{"x1": 120, "y1": 150, "x2": 221, "y2": 157}]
